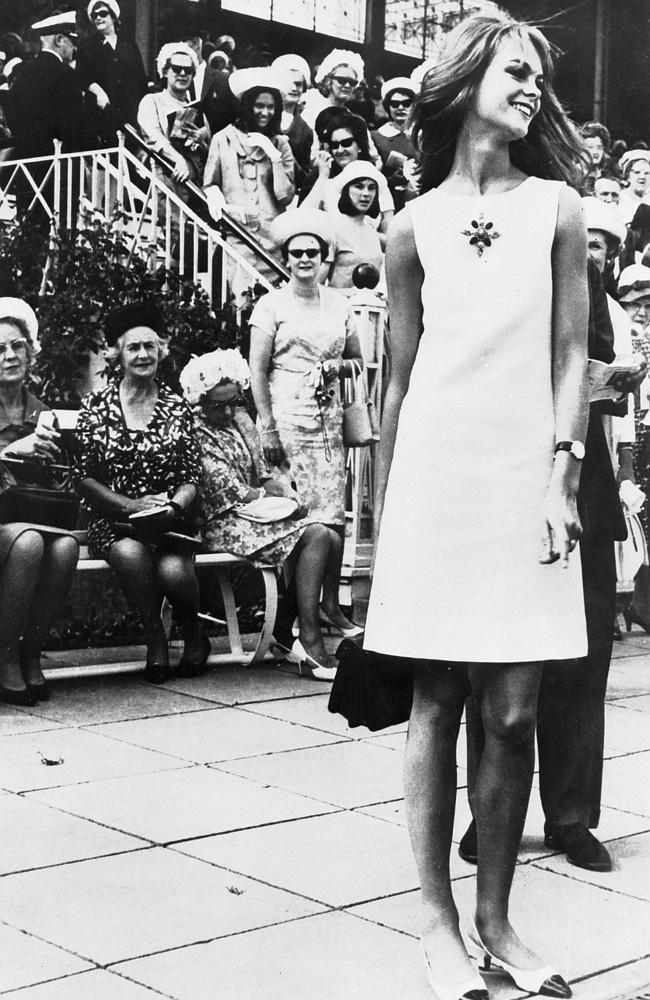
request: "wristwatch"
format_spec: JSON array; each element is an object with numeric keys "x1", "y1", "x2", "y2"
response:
[{"x1": 554, "y1": 440, "x2": 585, "y2": 461}]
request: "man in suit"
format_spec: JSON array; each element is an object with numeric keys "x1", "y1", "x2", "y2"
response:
[{"x1": 4, "y1": 12, "x2": 85, "y2": 226}]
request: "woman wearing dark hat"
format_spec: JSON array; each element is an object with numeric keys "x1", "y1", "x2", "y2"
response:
[
  {"x1": 0, "y1": 297, "x2": 79, "y2": 705},
  {"x1": 248, "y1": 209, "x2": 364, "y2": 675},
  {"x1": 76, "y1": 0, "x2": 147, "y2": 146},
  {"x1": 75, "y1": 301, "x2": 205, "y2": 682}
]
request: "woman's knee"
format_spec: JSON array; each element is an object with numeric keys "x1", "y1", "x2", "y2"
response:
[
  {"x1": 301, "y1": 522, "x2": 330, "y2": 548},
  {"x1": 48, "y1": 535, "x2": 79, "y2": 569},
  {"x1": 11, "y1": 529, "x2": 45, "y2": 566},
  {"x1": 482, "y1": 702, "x2": 537, "y2": 746}
]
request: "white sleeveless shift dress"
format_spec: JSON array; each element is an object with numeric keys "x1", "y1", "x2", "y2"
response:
[{"x1": 364, "y1": 177, "x2": 587, "y2": 663}]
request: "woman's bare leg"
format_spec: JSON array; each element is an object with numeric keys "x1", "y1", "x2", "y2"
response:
[
  {"x1": 294, "y1": 523, "x2": 335, "y2": 667},
  {"x1": 108, "y1": 538, "x2": 167, "y2": 665},
  {"x1": 320, "y1": 525, "x2": 358, "y2": 630},
  {"x1": 405, "y1": 660, "x2": 477, "y2": 986},
  {"x1": 21, "y1": 535, "x2": 79, "y2": 686},
  {"x1": 155, "y1": 550, "x2": 202, "y2": 658},
  {"x1": 471, "y1": 661, "x2": 544, "y2": 967},
  {"x1": 0, "y1": 529, "x2": 43, "y2": 693}
]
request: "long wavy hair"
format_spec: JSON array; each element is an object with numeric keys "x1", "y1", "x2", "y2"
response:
[{"x1": 412, "y1": 14, "x2": 588, "y2": 192}]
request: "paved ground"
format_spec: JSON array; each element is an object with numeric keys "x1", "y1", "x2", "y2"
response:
[{"x1": 1, "y1": 628, "x2": 650, "y2": 1000}]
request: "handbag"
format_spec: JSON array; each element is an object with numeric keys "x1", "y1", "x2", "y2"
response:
[
  {"x1": 343, "y1": 364, "x2": 380, "y2": 448},
  {"x1": 328, "y1": 638, "x2": 413, "y2": 732},
  {"x1": 0, "y1": 484, "x2": 79, "y2": 530},
  {"x1": 616, "y1": 510, "x2": 648, "y2": 593}
]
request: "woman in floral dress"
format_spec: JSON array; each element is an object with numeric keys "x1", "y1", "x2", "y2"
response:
[{"x1": 76, "y1": 301, "x2": 206, "y2": 682}]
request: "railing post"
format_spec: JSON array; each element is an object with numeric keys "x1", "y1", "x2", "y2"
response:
[
  {"x1": 116, "y1": 131, "x2": 125, "y2": 217},
  {"x1": 53, "y1": 139, "x2": 62, "y2": 229}
]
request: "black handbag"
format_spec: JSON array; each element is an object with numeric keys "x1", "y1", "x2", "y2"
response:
[
  {"x1": 328, "y1": 638, "x2": 413, "y2": 732},
  {"x1": 0, "y1": 483, "x2": 79, "y2": 530}
]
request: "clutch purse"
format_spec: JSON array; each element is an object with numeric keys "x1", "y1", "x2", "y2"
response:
[
  {"x1": 342, "y1": 365, "x2": 380, "y2": 448},
  {"x1": 328, "y1": 638, "x2": 413, "y2": 732},
  {"x1": 0, "y1": 483, "x2": 78, "y2": 530}
]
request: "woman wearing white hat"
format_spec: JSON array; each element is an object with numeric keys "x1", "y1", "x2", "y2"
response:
[
  {"x1": 371, "y1": 77, "x2": 417, "y2": 211},
  {"x1": 77, "y1": 0, "x2": 146, "y2": 145},
  {"x1": 0, "y1": 297, "x2": 79, "y2": 705},
  {"x1": 203, "y1": 67, "x2": 295, "y2": 284},
  {"x1": 328, "y1": 161, "x2": 386, "y2": 292},
  {"x1": 300, "y1": 48, "x2": 364, "y2": 131},
  {"x1": 618, "y1": 149, "x2": 650, "y2": 226},
  {"x1": 272, "y1": 53, "x2": 313, "y2": 185},
  {"x1": 248, "y1": 210, "x2": 364, "y2": 673}
]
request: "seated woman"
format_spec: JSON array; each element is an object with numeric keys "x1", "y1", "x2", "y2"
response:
[
  {"x1": 0, "y1": 297, "x2": 78, "y2": 705},
  {"x1": 180, "y1": 348, "x2": 341, "y2": 680},
  {"x1": 328, "y1": 160, "x2": 386, "y2": 293},
  {"x1": 75, "y1": 301, "x2": 206, "y2": 683}
]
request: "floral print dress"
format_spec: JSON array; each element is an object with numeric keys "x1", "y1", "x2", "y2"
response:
[
  {"x1": 75, "y1": 381, "x2": 200, "y2": 558},
  {"x1": 196, "y1": 409, "x2": 313, "y2": 568}
]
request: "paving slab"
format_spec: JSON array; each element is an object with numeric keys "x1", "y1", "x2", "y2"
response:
[
  {"x1": 534, "y1": 830, "x2": 650, "y2": 901},
  {"x1": 20, "y1": 673, "x2": 215, "y2": 727},
  {"x1": 117, "y1": 910, "x2": 437, "y2": 1000},
  {"x1": 0, "y1": 847, "x2": 322, "y2": 965},
  {"x1": 215, "y1": 738, "x2": 404, "y2": 808},
  {"x1": 91, "y1": 705, "x2": 341, "y2": 764},
  {"x1": 0, "y1": 707, "x2": 64, "y2": 736},
  {"x1": 571, "y1": 957, "x2": 650, "y2": 1000},
  {"x1": 350, "y1": 863, "x2": 650, "y2": 984},
  {"x1": 0, "y1": 728, "x2": 183, "y2": 793},
  {"x1": 242, "y1": 692, "x2": 408, "y2": 740},
  {"x1": 600, "y1": 751, "x2": 650, "y2": 816},
  {"x1": 603, "y1": 704, "x2": 650, "y2": 757},
  {"x1": 610, "y1": 694, "x2": 650, "y2": 713},
  {"x1": 0, "y1": 923, "x2": 91, "y2": 994},
  {"x1": 0, "y1": 793, "x2": 143, "y2": 874},
  {"x1": 30, "y1": 765, "x2": 337, "y2": 843},
  {"x1": 175, "y1": 809, "x2": 419, "y2": 906},
  {"x1": 164, "y1": 664, "x2": 332, "y2": 705},
  {"x1": 1, "y1": 969, "x2": 167, "y2": 999},
  {"x1": 606, "y1": 659, "x2": 650, "y2": 699}
]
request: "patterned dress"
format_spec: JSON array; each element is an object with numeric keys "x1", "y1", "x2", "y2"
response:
[
  {"x1": 75, "y1": 381, "x2": 200, "y2": 558},
  {"x1": 249, "y1": 284, "x2": 359, "y2": 525},
  {"x1": 196, "y1": 410, "x2": 313, "y2": 568},
  {"x1": 630, "y1": 324, "x2": 650, "y2": 537}
]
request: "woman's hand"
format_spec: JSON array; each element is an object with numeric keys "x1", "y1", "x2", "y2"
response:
[
  {"x1": 128, "y1": 493, "x2": 169, "y2": 514},
  {"x1": 261, "y1": 429, "x2": 286, "y2": 466},
  {"x1": 247, "y1": 132, "x2": 280, "y2": 162},
  {"x1": 183, "y1": 123, "x2": 205, "y2": 153},
  {"x1": 4, "y1": 424, "x2": 61, "y2": 462},
  {"x1": 539, "y1": 484, "x2": 582, "y2": 567},
  {"x1": 321, "y1": 358, "x2": 341, "y2": 383},
  {"x1": 171, "y1": 157, "x2": 190, "y2": 183},
  {"x1": 314, "y1": 149, "x2": 332, "y2": 178}
]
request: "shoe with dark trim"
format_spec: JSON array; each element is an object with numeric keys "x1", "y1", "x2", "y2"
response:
[
  {"x1": 544, "y1": 823, "x2": 612, "y2": 872},
  {"x1": 458, "y1": 819, "x2": 478, "y2": 865}
]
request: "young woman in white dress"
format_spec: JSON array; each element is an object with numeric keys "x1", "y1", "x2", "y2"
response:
[{"x1": 364, "y1": 15, "x2": 589, "y2": 1000}]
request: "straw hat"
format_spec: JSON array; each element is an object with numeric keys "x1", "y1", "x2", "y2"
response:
[
  {"x1": 272, "y1": 54, "x2": 311, "y2": 89},
  {"x1": 581, "y1": 197, "x2": 626, "y2": 246},
  {"x1": 617, "y1": 264, "x2": 650, "y2": 303},
  {"x1": 270, "y1": 209, "x2": 335, "y2": 251},
  {"x1": 228, "y1": 67, "x2": 288, "y2": 99}
]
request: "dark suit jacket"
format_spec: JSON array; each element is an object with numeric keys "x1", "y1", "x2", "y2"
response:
[
  {"x1": 76, "y1": 33, "x2": 147, "y2": 133},
  {"x1": 4, "y1": 51, "x2": 85, "y2": 157},
  {"x1": 579, "y1": 258, "x2": 627, "y2": 542}
]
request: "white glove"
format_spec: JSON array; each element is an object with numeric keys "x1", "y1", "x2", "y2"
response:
[
  {"x1": 205, "y1": 185, "x2": 226, "y2": 222},
  {"x1": 247, "y1": 132, "x2": 280, "y2": 162}
]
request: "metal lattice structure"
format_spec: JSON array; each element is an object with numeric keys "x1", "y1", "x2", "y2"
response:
[
  {"x1": 385, "y1": 0, "x2": 504, "y2": 59},
  {"x1": 221, "y1": 0, "x2": 367, "y2": 43}
]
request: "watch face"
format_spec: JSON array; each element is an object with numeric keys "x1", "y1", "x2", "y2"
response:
[{"x1": 571, "y1": 441, "x2": 586, "y2": 460}]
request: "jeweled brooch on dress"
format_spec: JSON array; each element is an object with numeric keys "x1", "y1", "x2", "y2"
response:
[{"x1": 462, "y1": 215, "x2": 501, "y2": 257}]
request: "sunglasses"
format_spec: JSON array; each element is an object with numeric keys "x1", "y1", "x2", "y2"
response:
[
  {"x1": 170, "y1": 63, "x2": 194, "y2": 75},
  {"x1": 203, "y1": 394, "x2": 245, "y2": 411},
  {"x1": 389, "y1": 98, "x2": 412, "y2": 108},
  {"x1": 288, "y1": 247, "x2": 321, "y2": 259},
  {"x1": 331, "y1": 75, "x2": 356, "y2": 88},
  {"x1": 90, "y1": 7, "x2": 111, "y2": 18},
  {"x1": 329, "y1": 136, "x2": 356, "y2": 151},
  {"x1": 0, "y1": 338, "x2": 28, "y2": 357}
]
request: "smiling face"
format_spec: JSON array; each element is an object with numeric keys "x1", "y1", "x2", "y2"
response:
[
  {"x1": 387, "y1": 90, "x2": 413, "y2": 127},
  {"x1": 252, "y1": 91, "x2": 276, "y2": 130},
  {"x1": 622, "y1": 296, "x2": 650, "y2": 329},
  {"x1": 467, "y1": 36, "x2": 543, "y2": 142},
  {"x1": 594, "y1": 176, "x2": 620, "y2": 205},
  {"x1": 627, "y1": 160, "x2": 650, "y2": 197},
  {"x1": 89, "y1": 4, "x2": 116, "y2": 36},
  {"x1": 347, "y1": 178, "x2": 378, "y2": 215},
  {"x1": 165, "y1": 55, "x2": 195, "y2": 98},
  {"x1": 201, "y1": 381, "x2": 241, "y2": 430},
  {"x1": 584, "y1": 136, "x2": 605, "y2": 168},
  {"x1": 119, "y1": 327, "x2": 160, "y2": 381},
  {"x1": 329, "y1": 127, "x2": 360, "y2": 168},
  {"x1": 328, "y1": 64, "x2": 358, "y2": 106},
  {"x1": 0, "y1": 320, "x2": 29, "y2": 389},
  {"x1": 286, "y1": 234, "x2": 323, "y2": 282}
]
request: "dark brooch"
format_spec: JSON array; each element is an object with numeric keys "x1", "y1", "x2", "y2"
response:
[{"x1": 462, "y1": 215, "x2": 501, "y2": 257}]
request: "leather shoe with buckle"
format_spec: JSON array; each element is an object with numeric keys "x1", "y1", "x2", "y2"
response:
[{"x1": 544, "y1": 823, "x2": 612, "y2": 872}]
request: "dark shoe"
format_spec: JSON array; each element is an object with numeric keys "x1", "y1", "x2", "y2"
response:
[
  {"x1": 458, "y1": 819, "x2": 478, "y2": 865},
  {"x1": 143, "y1": 662, "x2": 170, "y2": 684},
  {"x1": 0, "y1": 682, "x2": 36, "y2": 707},
  {"x1": 544, "y1": 823, "x2": 612, "y2": 872},
  {"x1": 177, "y1": 635, "x2": 211, "y2": 678},
  {"x1": 623, "y1": 606, "x2": 650, "y2": 634},
  {"x1": 29, "y1": 680, "x2": 50, "y2": 701}
]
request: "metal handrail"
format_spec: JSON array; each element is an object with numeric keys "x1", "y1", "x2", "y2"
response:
[{"x1": 123, "y1": 125, "x2": 289, "y2": 283}]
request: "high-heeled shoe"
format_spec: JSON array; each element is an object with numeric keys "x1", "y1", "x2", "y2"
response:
[
  {"x1": 468, "y1": 924, "x2": 571, "y2": 998},
  {"x1": 420, "y1": 942, "x2": 487, "y2": 1000},
  {"x1": 623, "y1": 606, "x2": 650, "y2": 634},
  {"x1": 289, "y1": 639, "x2": 337, "y2": 681},
  {"x1": 177, "y1": 635, "x2": 211, "y2": 678},
  {"x1": 29, "y1": 680, "x2": 50, "y2": 702},
  {"x1": 0, "y1": 682, "x2": 36, "y2": 707},
  {"x1": 318, "y1": 608, "x2": 364, "y2": 638}
]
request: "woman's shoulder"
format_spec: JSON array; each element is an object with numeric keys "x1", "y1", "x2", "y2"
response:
[{"x1": 80, "y1": 383, "x2": 116, "y2": 408}]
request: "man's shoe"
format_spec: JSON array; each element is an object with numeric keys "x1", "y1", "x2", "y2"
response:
[
  {"x1": 544, "y1": 823, "x2": 612, "y2": 872},
  {"x1": 458, "y1": 819, "x2": 478, "y2": 864}
]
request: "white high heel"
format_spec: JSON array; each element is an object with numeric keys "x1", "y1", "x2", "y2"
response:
[
  {"x1": 467, "y1": 924, "x2": 571, "y2": 998},
  {"x1": 319, "y1": 608, "x2": 364, "y2": 638},
  {"x1": 420, "y1": 942, "x2": 487, "y2": 1000},
  {"x1": 289, "y1": 639, "x2": 337, "y2": 681}
]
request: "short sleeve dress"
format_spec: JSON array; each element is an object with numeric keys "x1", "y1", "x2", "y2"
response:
[
  {"x1": 75, "y1": 381, "x2": 200, "y2": 558},
  {"x1": 364, "y1": 177, "x2": 587, "y2": 663},
  {"x1": 249, "y1": 284, "x2": 358, "y2": 525}
]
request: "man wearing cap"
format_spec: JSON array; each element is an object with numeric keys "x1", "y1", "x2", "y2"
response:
[{"x1": 4, "y1": 12, "x2": 85, "y2": 223}]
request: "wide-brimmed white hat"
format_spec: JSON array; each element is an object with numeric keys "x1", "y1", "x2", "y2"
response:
[
  {"x1": 618, "y1": 264, "x2": 650, "y2": 303},
  {"x1": 619, "y1": 149, "x2": 650, "y2": 178},
  {"x1": 87, "y1": 0, "x2": 120, "y2": 21},
  {"x1": 381, "y1": 77, "x2": 416, "y2": 102},
  {"x1": 330, "y1": 160, "x2": 391, "y2": 203},
  {"x1": 272, "y1": 54, "x2": 311, "y2": 88},
  {"x1": 228, "y1": 67, "x2": 288, "y2": 99},
  {"x1": 314, "y1": 49, "x2": 364, "y2": 85},
  {"x1": 156, "y1": 42, "x2": 198, "y2": 79},
  {"x1": 410, "y1": 57, "x2": 436, "y2": 90},
  {"x1": 31, "y1": 11, "x2": 77, "y2": 37},
  {"x1": 582, "y1": 196, "x2": 626, "y2": 246},
  {"x1": 270, "y1": 209, "x2": 335, "y2": 251},
  {"x1": 0, "y1": 297, "x2": 39, "y2": 347}
]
